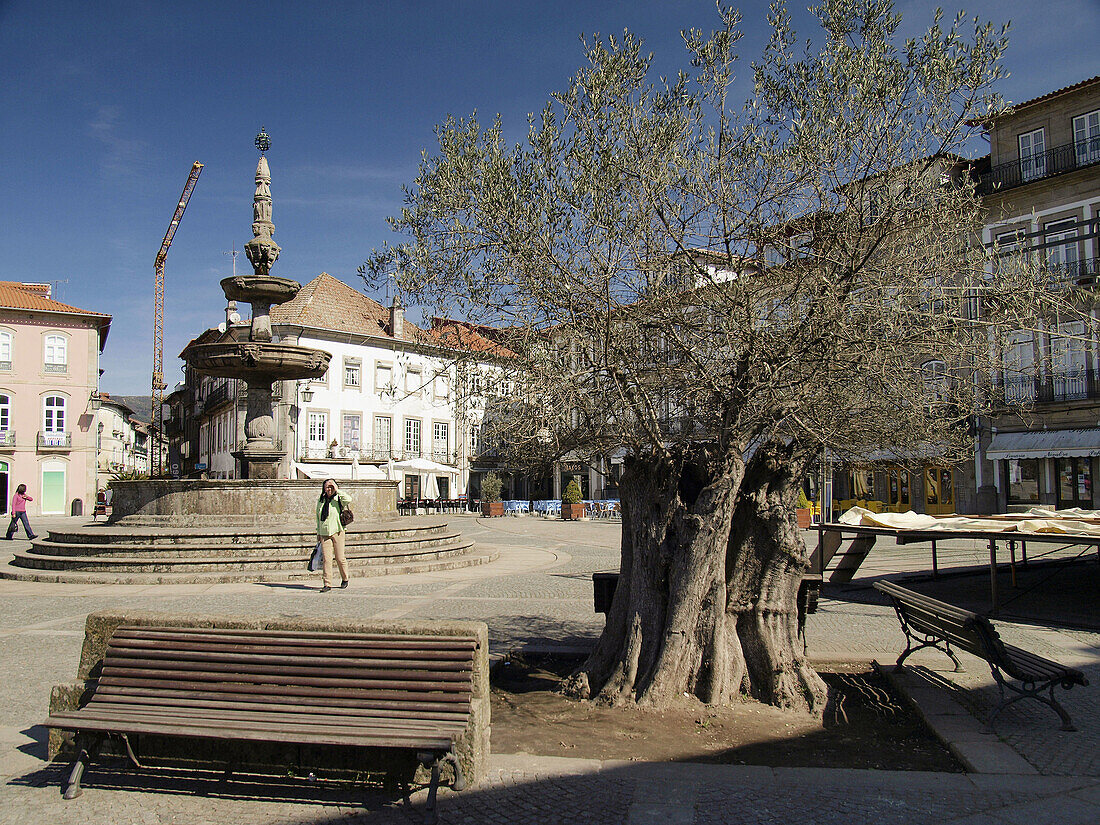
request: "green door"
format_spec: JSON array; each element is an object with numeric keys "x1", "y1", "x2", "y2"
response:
[{"x1": 42, "y1": 467, "x2": 66, "y2": 514}]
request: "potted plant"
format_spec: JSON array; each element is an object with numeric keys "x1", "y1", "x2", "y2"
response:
[
  {"x1": 561, "y1": 478, "x2": 585, "y2": 520},
  {"x1": 480, "y1": 471, "x2": 504, "y2": 517},
  {"x1": 796, "y1": 489, "x2": 813, "y2": 529}
]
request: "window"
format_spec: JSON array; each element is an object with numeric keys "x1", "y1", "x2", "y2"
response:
[
  {"x1": 42, "y1": 396, "x2": 66, "y2": 446},
  {"x1": 1051, "y1": 321, "x2": 1088, "y2": 400},
  {"x1": 1005, "y1": 459, "x2": 1040, "y2": 504},
  {"x1": 1043, "y1": 218, "x2": 1079, "y2": 279},
  {"x1": 1003, "y1": 330, "x2": 1036, "y2": 403},
  {"x1": 1018, "y1": 128, "x2": 1046, "y2": 181},
  {"x1": 0, "y1": 394, "x2": 9, "y2": 435},
  {"x1": 307, "y1": 412, "x2": 327, "y2": 446},
  {"x1": 44, "y1": 335, "x2": 67, "y2": 373},
  {"x1": 920, "y1": 360, "x2": 949, "y2": 401},
  {"x1": 342, "y1": 414, "x2": 361, "y2": 450},
  {"x1": 373, "y1": 415, "x2": 391, "y2": 459},
  {"x1": 432, "y1": 422, "x2": 449, "y2": 462},
  {"x1": 406, "y1": 367, "x2": 422, "y2": 394},
  {"x1": 0, "y1": 332, "x2": 11, "y2": 370},
  {"x1": 405, "y1": 418, "x2": 421, "y2": 456},
  {"x1": 343, "y1": 359, "x2": 361, "y2": 389},
  {"x1": 433, "y1": 372, "x2": 450, "y2": 400},
  {"x1": 469, "y1": 424, "x2": 481, "y2": 454},
  {"x1": 1073, "y1": 110, "x2": 1100, "y2": 166},
  {"x1": 375, "y1": 363, "x2": 393, "y2": 395}
]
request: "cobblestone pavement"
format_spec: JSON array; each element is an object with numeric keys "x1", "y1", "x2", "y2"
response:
[{"x1": 2, "y1": 514, "x2": 1100, "y2": 823}]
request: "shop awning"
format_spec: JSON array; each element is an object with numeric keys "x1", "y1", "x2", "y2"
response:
[{"x1": 986, "y1": 429, "x2": 1100, "y2": 460}]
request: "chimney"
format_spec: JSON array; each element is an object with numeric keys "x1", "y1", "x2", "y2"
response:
[{"x1": 389, "y1": 295, "x2": 405, "y2": 339}]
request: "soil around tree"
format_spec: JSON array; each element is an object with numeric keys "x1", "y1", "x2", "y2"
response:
[{"x1": 491, "y1": 653, "x2": 963, "y2": 772}]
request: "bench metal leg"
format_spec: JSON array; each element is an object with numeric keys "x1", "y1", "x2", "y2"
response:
[
  {"x1": 443, "y1": 750, "x2": 467, "y2": 792},
  {"x1": 987, "y1": 676, "x2": 1077, "y2": 732},
  {"x1": 417, "y1": 752, "x2": 441, "y2": 825},
  {"x1": 63, "y1": 734, "x2": 103, "y2": 800},
  {"x1": 896, "y1": 638, "x2": 962, "y2": 673}
]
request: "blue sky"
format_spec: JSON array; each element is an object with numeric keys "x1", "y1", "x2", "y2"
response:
[{"x1": 2, "y1": 0, "x2": 1099, "y2": 397}]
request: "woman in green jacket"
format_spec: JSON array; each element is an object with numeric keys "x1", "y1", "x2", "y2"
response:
[{"x1": 316, "y1": 478, "x2": 351, "y2": 592}]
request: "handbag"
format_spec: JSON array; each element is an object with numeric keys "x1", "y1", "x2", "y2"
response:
[
  {"x1": 308, "y1": 541, "x2": 323, "y2": 572},
  {"x1": 340, "y1": 505, "x2": 354, "y2": 526}
]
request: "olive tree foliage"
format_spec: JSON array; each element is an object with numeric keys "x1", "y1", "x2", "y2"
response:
[{"x1": 364, "y1": 0, "x2": 1056, "y2": 711}]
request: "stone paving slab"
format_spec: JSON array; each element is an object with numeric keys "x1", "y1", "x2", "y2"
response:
[{"x1": 2, "y1": 514, "x2": 1100, "y2": 823}]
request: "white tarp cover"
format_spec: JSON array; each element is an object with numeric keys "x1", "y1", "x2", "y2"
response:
[
  {"x1": 986, "y1": 428, "x2": 1100, "y2": 459},
  {"x1": 295, "y1": 462, "x2": 386, "y2": 481},
  {"x1": 838, "y1": 506, "x2": 1100, "y2": 536},
  {"x1": 390, "y1": 457, "x2": 457, "y2": 475}
]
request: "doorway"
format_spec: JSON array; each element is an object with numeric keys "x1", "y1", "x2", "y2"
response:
[
  {"x1": 0, "y1": 460, "x2": 8, "y2": 515},
  {"x1": 1056, "y1": 457, "x2": 1092, "y2": 509},
  {"x1": 924, "y1": 466, "x2": 955, "y2": 515}
]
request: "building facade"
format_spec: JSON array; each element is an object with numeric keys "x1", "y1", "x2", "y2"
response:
[
  {"x1": 0, "y1": 282, "x2": 111, "y2": 516},
  {"x1": 974, "y1": 76, "x2": 1100, "y2": 512}
]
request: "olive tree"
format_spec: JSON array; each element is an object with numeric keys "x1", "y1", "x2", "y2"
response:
[{"x1": 365, "y1": 0, "x2": 1051, "y2": 712}]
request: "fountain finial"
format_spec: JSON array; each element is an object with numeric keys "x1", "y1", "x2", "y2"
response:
[{"x1": 244, "y1": 129, "x2": 281, "y2": 277}]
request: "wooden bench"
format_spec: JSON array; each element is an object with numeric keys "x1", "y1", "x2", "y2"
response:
[
  {"x1": 46, "y1": 621, "x2": 484, "y2": 823},
  {"x1": 875, "y1": 580, "x2": 1089, "y2": 731}
]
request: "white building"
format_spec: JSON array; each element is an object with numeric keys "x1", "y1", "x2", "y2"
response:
[{"x1": 268, "y1": 272, "x2": 490, "y2": 499}]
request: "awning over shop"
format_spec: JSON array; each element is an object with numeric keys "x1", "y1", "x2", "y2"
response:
[{"x1": 986, "y1": 429, "x2": 1100, "y2": 460}]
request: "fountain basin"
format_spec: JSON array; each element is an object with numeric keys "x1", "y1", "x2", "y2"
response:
[
  {"x1": 183, "y1": 341, "x2": 330, "y2": 381},
  {"x1": 220, "y1": 274, "x2": 300, "y2": 305},
  {"x1": 107, "y1": 478, "x2": 398, "y2": 525}
]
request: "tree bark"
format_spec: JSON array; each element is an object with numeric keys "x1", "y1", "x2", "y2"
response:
[
  {"x1": 564, "y1": 441, "x2": 826, "y2": 715},
  {"x1": 727, "y1": 441, "x2": 828, "y2": 713}
]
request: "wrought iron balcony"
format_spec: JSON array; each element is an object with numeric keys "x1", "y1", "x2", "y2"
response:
[
  {"x1": 0, "y1": 430, "x2": 14, "y2": 448},
  {"x1": 998, "y1": 369, "x2": 1100, "y2": 405},
  {"x1": 1050, "y1": 257, "x2": 1100, "y2": 286},
  {"x1": 37, "y1": 431, "x2": 72, "y2": 449},
  {"x1": 976, "y1": 137, "x2": 1100, "y2": 196}
]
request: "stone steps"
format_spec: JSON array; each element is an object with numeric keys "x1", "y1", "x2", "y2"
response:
[
  {"x1": 0, "y1": 547, "x2": 499, "y2": 584},
  {"x1": 48, "y1": 519, "x2": 451, "y2": 545},
  {"x1": 0, "y1": 516, "x2": 490, "y2": 584},
  {"x1": 6, "y1": 536, "x2": 477, "y2": 573},
  {"x1": 26, "y1": 531, "x2": 464, "y2": 558}
]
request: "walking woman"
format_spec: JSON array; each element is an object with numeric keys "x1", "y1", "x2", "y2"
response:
[
  {"x1": 315, "y1": 478, "x2": 351, "y2": 592},
  {"x1": 6, "y1": 484, "x2": 37, "y2": 540}
]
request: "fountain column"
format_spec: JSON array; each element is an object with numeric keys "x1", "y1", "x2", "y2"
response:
[{"x1": 183, "y1": 130, "x2": 331, "y2": 480}]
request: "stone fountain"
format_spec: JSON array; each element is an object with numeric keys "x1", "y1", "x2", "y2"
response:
[
  {"x1": 181, "y1": 129, "x2": 329, "y2": 479},
  {"x1": 0, "y1": 132, "x2": 495, "y2": 583}
]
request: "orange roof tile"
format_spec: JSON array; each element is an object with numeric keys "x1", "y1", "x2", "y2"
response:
[
  {"x1": 271, "y1": 272, "x2": 427, "y2": 341},
  {"x1": 0, "y1": 281, "x2": 111, "y2": 318}
]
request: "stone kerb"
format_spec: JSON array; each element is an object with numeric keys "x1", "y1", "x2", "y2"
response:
[
  {"x1": 107, "y1": 479, "x2": 399, "y2": 524},
  {"x1": 48, "y1": 609, "x2": 490, "y2": 788}
]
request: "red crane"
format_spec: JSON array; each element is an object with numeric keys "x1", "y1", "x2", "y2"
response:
[{"x1": 152, "y1": 161, "x2": 203, "y2": 477}]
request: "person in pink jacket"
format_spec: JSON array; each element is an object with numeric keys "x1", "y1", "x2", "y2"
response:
[{"x1": 6, "y1": 484, "x2": 37, "y2": 540}]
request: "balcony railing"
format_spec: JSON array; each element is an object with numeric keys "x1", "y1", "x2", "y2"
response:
[
  {"x1": 296, "y1": 445, "x2": 461, "y2": 465},
  {"x1": 38, "y1": 431, "x2": 72, "y2": 449},
  {"x1": 1048, "y1": 257, "x2": 1100, "y2": 286},
  {"x1": 977, "y1": 136, "x2": 1100, "y2": 196},
  {"x1": 998, "y1": 369, "x2": 1100, "y2": 404},
  {"x1": 0, "y1": 430, "x2": 14, "y2": 448},
  {"x1": 43, "y1": 362, "x2": 67, "y2": 375}
]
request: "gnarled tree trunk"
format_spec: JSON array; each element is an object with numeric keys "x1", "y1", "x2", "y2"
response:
[{"x1": 565, "y1": 441, "x2": 826, "y2": 714}]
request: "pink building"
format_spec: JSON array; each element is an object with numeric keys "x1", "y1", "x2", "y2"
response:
[{"x1": 0, "y1": 282, "x2": 111, "y2": 516}]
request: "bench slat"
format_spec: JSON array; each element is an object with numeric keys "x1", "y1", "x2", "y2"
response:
[
  {"x1": 110, "y1": 627, "x2": 477, "y2": 649},
  {"x1": 92, "y1": 683, "x2": 470, "y2": 712},
  {"x1": 76, "y1": 702, "x2": 469, "y2": 733},
  {"x1": 47, "y1": 711, "x2": 455, "y2": 751},
  {"x1": 99, "y1": 665, "x2": 471, "y2": 692},
  {"x1": 95, "y1": 675, "x2": 471, "y2": 703},
  {"x1": 104, "y1": 649, "x2": 472, "y2": 673},
  {"x1": 89, "y1": 688, "x2": 473, "y2": 719},
  {"x1": 107, "y1": 641, "x2": 474, "y2": 665}
]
